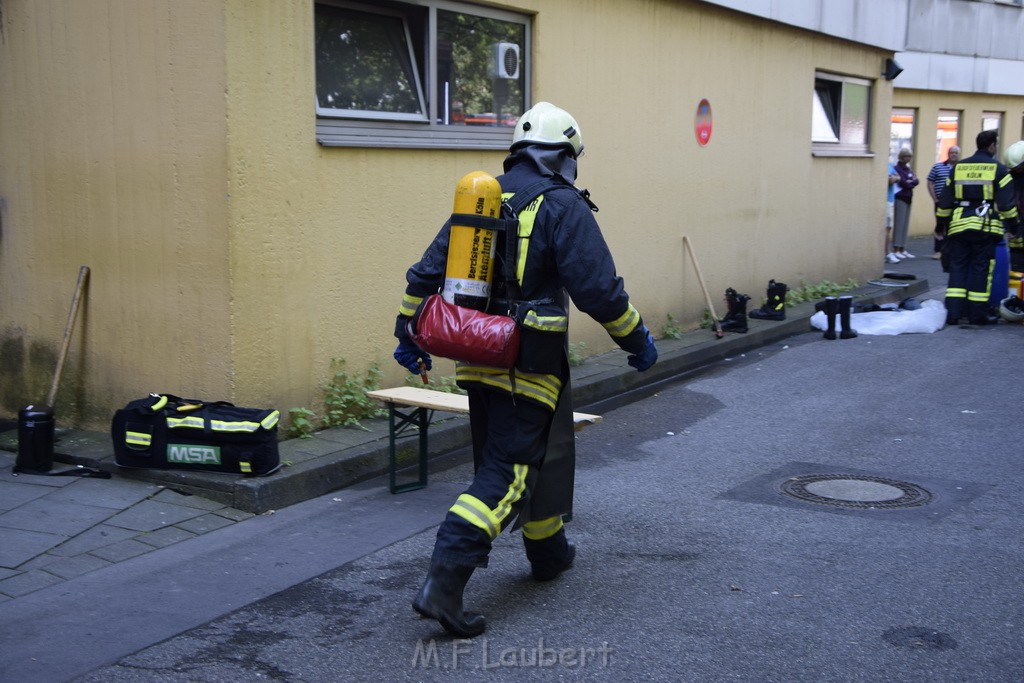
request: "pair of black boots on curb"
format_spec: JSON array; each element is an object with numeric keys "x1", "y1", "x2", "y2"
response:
[
  {"x1": 821, "y1": 295, "x2": 858, "y2": 340},
  {"x1": 412, "y1": 532, "x2": 576, "y2": 638},
  {"x1": 748, "y1": 279, "x2": 788, "y2": 321}
]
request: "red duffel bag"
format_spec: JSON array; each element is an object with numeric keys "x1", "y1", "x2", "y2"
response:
[{"x1": 408, "y1": 294, "x2": 520, "y2": 369}]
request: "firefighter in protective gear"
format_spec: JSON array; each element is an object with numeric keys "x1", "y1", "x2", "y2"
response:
[
  {"x1": 936, "y1": 130, "x2": 1020, "y2": 325},
  {"x1": 393, "y1": 102, "x2": 657, "y2": 637},
  {"x1": 1005, "y1": 140, "x2": 1024, "y2": 272},
  {"x1": 1007, "y1": 141, "x2": 1024, "y2": 171}
]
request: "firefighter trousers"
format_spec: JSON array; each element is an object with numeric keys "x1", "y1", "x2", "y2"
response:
[
  {"x1": 430, "y1": 387, "x2": 555, "y2": 568},
  {"x1": 944, "y1": 231, "x2": 1000, "y2": 323}
]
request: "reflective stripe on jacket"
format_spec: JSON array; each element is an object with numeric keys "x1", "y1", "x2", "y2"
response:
[{"x1": 936, "y1": 151, "x2": 1019, "y2": 237}]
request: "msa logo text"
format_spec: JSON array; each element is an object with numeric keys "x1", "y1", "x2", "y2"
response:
[{"x1": 167, "y1": 444, "x2": 221, "y2": 465}]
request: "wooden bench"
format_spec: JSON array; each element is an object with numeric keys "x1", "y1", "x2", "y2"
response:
[{"x1": 366, "y1": 386, "x2": 602, "y2": 494}]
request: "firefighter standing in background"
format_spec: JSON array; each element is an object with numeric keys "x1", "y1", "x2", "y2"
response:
[
  {"x1": 1004, "y1": 140, "x2": 1024, "y2": 273},
  {"x1": 392, "y1": 102, "x2": 658, "y2": 637},
  {"x1": 936, "y1": 130, "x2": 1020, "y2": 325}
]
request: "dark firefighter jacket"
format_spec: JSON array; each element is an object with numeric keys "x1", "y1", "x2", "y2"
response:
[
  {"x1": 936, "y1": 149, "x2": 1019, "y2": 237},
  {"x1": 1010, "y1": 169, "x2": 1024, "y2": 251},
  {"x1": 396, "y1": 159, "x2": 649, "y2": 411}
]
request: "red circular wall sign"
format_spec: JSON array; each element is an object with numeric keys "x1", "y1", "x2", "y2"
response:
[{"x1": 695, "y1": 99, "x2": 712, "y2": 147}]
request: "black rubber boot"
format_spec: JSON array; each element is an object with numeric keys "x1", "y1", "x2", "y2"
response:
[
  {"x1": 719, "y1": 288, "x2": 750, "y2": 333},
  {"x1": 839, "y1": 295, "x2": 858, "y2": 339},
  {"x1": 968, "y1": 304, "x2": 1000, "y2": 326},
  {"x1": 748, "y1": 280, "x2": 788, "y2": 321},
  {"x1": 823, "y1": 296, "x2": 838, "y2": 340},
  {"x1": 523, "y1": 529, "x2": 576, "y2": 582},
  {"x1": 413, "y1": 561, "x2": 486, "y2": 637}
]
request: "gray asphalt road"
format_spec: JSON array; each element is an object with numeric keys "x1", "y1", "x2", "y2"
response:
[{"x1": 57, "y1": 323, "x2": 1024, "y2": 681}]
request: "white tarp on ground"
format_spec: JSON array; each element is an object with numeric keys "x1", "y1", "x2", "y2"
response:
[{"x1": 809, "y1": 299, "x2": 947, "y2": 335}]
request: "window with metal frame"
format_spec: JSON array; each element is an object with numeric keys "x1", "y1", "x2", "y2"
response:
[
  {"x1": 935, "y1": 110, "x2": 960, "y2": 164},
  {"x1": 982, "y1": 111, "x2": 1003, "y2": 143},
  {"x1": 890, "y1": 108, "x2": 916, "y2": 163},
  {"x1": 812, "y1": 72, "x2": 872, "y2": 157},
  {"x1": 315, "y1": 0, "x2": 529, "y2": 150}
]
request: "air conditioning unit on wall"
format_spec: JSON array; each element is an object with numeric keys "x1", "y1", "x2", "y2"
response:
[{"x1": 492, "y1": 42, "x2": 520, "y2": 80}]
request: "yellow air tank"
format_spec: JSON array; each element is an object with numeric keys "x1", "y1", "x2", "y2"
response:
[{"x1": 444, "y1": 171, "x2": 503, "y2": 311}]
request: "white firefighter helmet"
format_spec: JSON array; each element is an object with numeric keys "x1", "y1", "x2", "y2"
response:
[
  {"x1": 1004, "y1": 140, "x2": 1024, "y2": 171},
  {"x1": 999, "y1": 296, "x2": 1024, "y2": 323},
  {"x1": 511, "y1": 102, "x2": 584, "y2": 157}
]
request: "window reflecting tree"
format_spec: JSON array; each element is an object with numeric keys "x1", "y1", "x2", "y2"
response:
[
  {"x1": 315, "y1": 5, "x2": 426, "y2": 119},
  {"x1": 438, "y1": 11, "x2": 524, "y2": 126}
]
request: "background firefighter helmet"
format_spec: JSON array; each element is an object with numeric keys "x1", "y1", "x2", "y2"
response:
[
  {"x1": 1005, "y1": 140, "x2": 1024, "y2": 172},
  {"x1": 999, "y1": 296, "x2": 1024, "y2": 323},
  {"x1": 512, "y1": 102, "x2": 584, "y2": 158}
]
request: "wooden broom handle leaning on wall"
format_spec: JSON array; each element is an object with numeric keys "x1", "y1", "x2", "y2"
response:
[
  {"x1": 45, "y1": 265, "x2": 90, "y2": 407},
  {"x1": 683, "y1": 236, "x2": 724, "y2": 340}
]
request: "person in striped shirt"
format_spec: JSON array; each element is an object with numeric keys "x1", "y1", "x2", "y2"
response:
[{"x1": 927, "y1": 145, "x2": 960, "y2": 259}]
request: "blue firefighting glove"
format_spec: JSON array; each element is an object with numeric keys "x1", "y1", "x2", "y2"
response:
[
  {"x1": 394, "y1": 339, "x2": 432, "y2": 375},
  {"x1": 627, "y1": 329, "x2": 658, "y2": 372}
]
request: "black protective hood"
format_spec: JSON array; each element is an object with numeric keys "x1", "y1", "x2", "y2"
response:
[{"x1": 503, "y1": 144, "x2": 578, "y2": 185}]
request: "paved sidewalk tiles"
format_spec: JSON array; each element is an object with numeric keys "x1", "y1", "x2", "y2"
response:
[{"x1": 0, "y1": 451, "x2": 257, "y2": 600}]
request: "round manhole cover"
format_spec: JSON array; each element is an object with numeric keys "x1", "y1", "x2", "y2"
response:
[{"x1": 778, "y1": 474, "x2": 934, "y2": 509}]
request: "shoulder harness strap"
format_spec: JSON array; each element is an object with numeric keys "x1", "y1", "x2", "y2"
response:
[{"x1": 499, "y1": 179, "x2": 567, "y2": 300}]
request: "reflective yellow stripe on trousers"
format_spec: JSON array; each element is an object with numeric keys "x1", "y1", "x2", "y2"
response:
[
  {"x1": 449, "y1": 464, "x2": 529, "y2": 539},
  {"x1": 945, "y1": 286, "x2": 966, "y2": 300},
  {"x1": 522, "y1": 515, "x2": 564, "y2": 540}
]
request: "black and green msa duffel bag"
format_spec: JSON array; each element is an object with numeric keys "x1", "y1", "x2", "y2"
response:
[{"x1": 111, "y1": 394, "x2": 281, "y2": 476}]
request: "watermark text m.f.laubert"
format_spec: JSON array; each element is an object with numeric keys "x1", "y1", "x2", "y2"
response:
[{"x1": 412, "y1": 637, "x2": 614, "y2": 670}]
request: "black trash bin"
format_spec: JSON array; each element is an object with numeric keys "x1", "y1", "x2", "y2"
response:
[{"x1": 16, "y1": 405, "x2": 55, "y2": 473}]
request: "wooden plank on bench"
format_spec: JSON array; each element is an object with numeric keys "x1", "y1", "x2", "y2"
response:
[
  {"x1": 367, "y1": 386, "x2": 602, "y2": 429},
  {"x1": 367, "y1": 386, "x2": 602, "y2": 494},
  {"x1": 367, "y1": 386, "x2": 470, "y2": 414}
]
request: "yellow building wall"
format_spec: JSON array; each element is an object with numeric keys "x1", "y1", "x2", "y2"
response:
[
  {"x1": 223, "y1": 0, "x2": 895, "y2": 426},
  {"x1": 0, "y1": 0, "x2": 231, "y2": 425},
  {"x1": 220, "y1": 0, "x2": 507, "y2": 415},
  {"x1": 892, "y1": 88, "x2": 1024, "y2": 238},
  {"x1": 1, "y1": 0, "x2": 894, "y2": 430}
]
